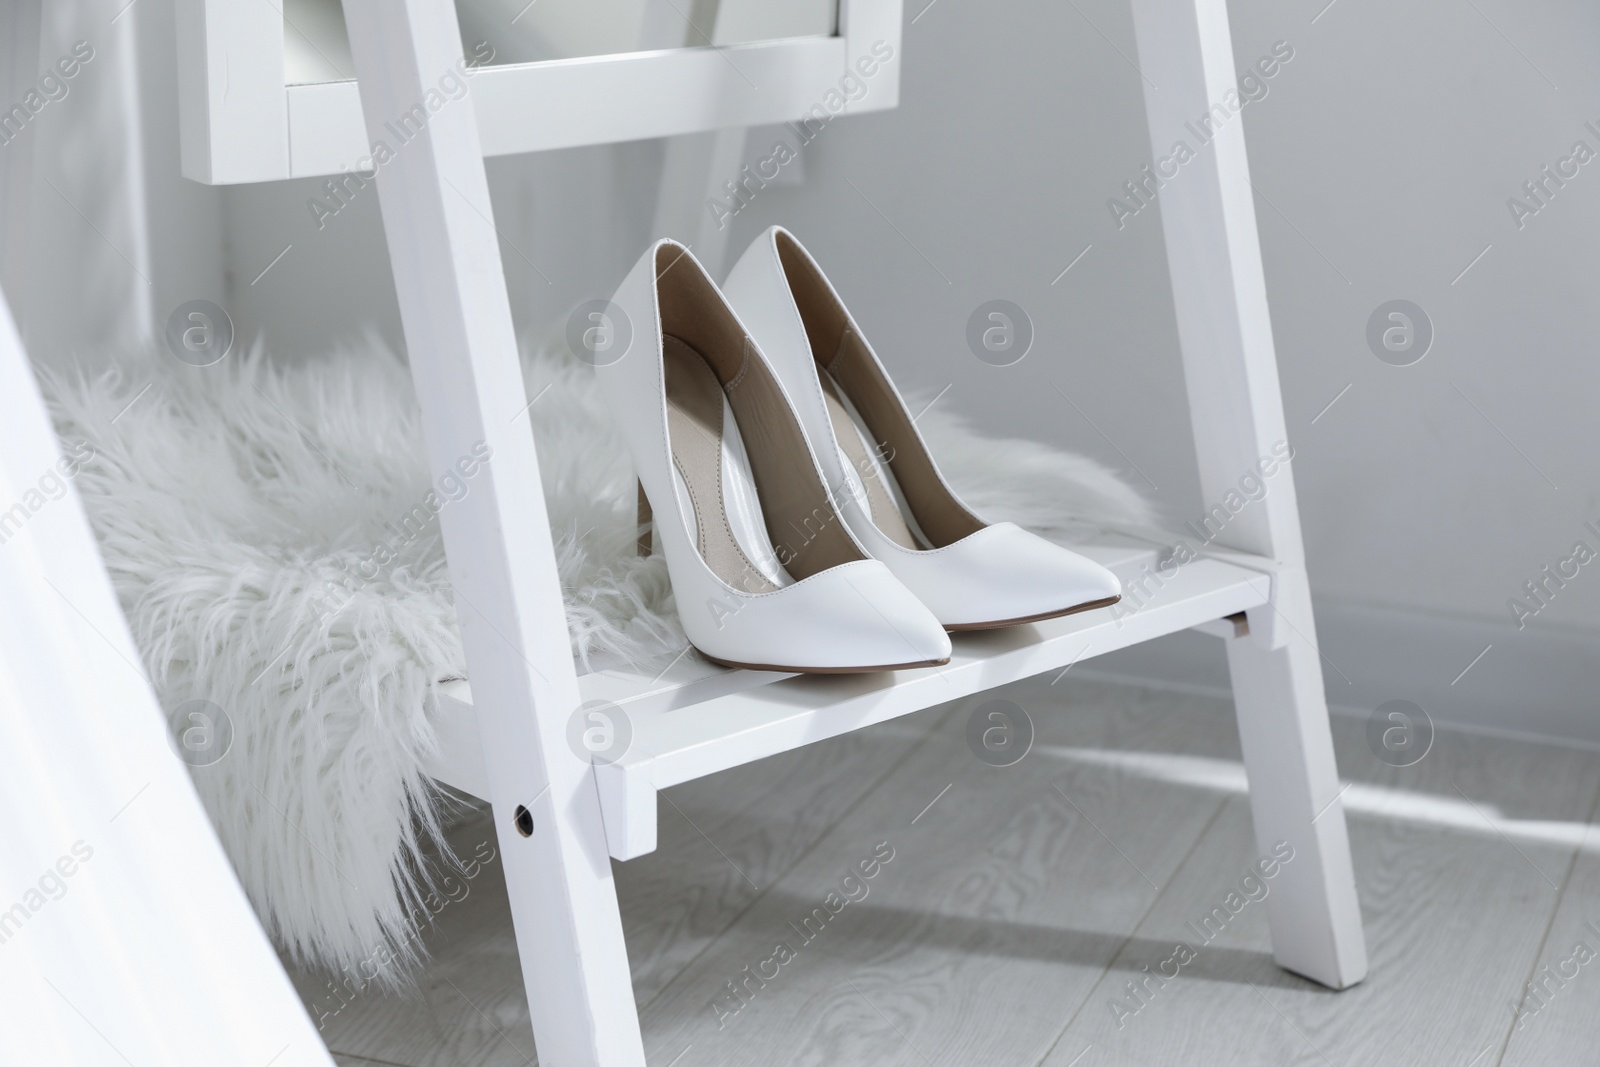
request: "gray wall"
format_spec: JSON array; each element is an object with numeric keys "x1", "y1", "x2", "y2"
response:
[
  {"x1": 10, "y1": 0, "x2": 1600, "y2": 741},
  {"x1": 718, "y1": 0, "x2": 1600, "y2": 742}
]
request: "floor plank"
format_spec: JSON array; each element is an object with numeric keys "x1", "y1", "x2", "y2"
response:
[
  {"x1": 287, "y1": 675, "x2": 1600, "y2": 1067},
  {"x1": 1044, "y1": 698, "x2": 1600, "y2": 1067},
  {"x1": 629, "y1": 678, "x2": 1240, "y2": 1067},
  {"x1": 289, "y1": 700, "x2": 955, "y2": 1066},
  {"x1": 1498, "y1": 814, "x2": 1600, "y2": 1067}
]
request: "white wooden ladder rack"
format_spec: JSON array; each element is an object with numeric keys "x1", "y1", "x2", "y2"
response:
[{"x1": 241, "y1": 0, "x2": 1367, "y2": 1061}]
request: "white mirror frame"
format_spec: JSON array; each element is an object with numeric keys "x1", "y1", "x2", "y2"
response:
[{"x1": 174, "y1": 0, "x2": 902, "y2": 185}]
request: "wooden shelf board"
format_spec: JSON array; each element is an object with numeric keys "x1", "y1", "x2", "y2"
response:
[{"x1": 425, "y1": 538, "x2": 1274, "y2": 858}]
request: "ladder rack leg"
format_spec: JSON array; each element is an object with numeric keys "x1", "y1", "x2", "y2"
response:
[
  {"x1": 339, "y1": 1, "x2": 647, "y2": 1062},
  {"x1": 1226, "y1": 573, "x2": 1368, "y2": 988},
  {"x1": 1129, "y1": 0, "x2": 1367, "y2": 988}
]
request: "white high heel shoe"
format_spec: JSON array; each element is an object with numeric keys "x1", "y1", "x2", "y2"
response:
[
  {"x1": 723, "y1": 226, "x2": 1122, "y2": 630},
  {"x1": 597, "y1": 239, "x2": 952, "y2": 672}
]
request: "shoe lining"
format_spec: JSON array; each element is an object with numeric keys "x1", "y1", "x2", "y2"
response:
[
  {"x1": 664, "y1": 336, "x2": 783, "y2": 593},
  {"x1": 655, "y1": 245, "x2": 864, "y2": 583},
  {"x1": 817, "y1": 369, "x2": 926, "y2": 550},
  {"x1": 773, "y1": 233, "x2": 986, "y2": 549}
]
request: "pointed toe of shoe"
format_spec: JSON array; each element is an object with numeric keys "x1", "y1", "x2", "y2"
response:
[
  {"x1": 822, "y1": 562, "x2": 953, "y2": 667},
  {"x1": 894, "y1": 523, "x2": 1122, "y2": 630},
  {"x1": 682, "y1": 561, "x2": 951, "y2": 672},
  {"x1": 1034, "y1": 533, "x2": 1121, "y2": 602}
]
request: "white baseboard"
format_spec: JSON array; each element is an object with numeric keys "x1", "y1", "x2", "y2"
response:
[{"x1": 1076, "y1": 597, "x2": 1600, "y2": 751}]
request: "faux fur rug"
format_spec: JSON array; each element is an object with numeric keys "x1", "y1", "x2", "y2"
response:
[{"x1": 39, "y1": 339, "x2": 1152, "y2": 986}]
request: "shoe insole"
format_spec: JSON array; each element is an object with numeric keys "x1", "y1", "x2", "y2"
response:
[
  {"x1": 818, "y1": 370, "x2": 929, "y2": 550},
  {"x1": 663, "y1": 335, "x2": 790, "y2": 592}
]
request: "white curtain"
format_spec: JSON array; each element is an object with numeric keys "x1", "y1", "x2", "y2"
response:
[
  {"x1": 1, "y1": 4, "x2": 329, "y2": 1058},
  {"x1": 0, "y1": 286, "x2": 334, "y2": 1064}
]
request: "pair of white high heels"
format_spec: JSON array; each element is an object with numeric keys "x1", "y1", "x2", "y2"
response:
[{"x1": 598, "y1": 227, "x2": 1121, "y2": 673}]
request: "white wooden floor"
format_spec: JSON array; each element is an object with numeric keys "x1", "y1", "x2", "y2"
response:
[{"x1": 286, "y1": 673, "x2": 1600, "y2": 1067}]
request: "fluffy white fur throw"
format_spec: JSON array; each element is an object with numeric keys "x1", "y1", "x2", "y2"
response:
[{"x1": 40, "y1": 340, "x2": 1151, "y2": 985}]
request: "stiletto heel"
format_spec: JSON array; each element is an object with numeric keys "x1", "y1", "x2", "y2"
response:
[
  {"x1": 597, "y1": 240, "x2": 951, "y2": 672},
  {"x1": 636, "y1": 480, "x2": 652, "y2": 557},
  {"x1": 724, "y1": 227, "x2": 1122, "y2": 630}
]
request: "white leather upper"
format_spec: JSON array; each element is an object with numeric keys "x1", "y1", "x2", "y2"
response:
[
  {"x1": 723, "y1": 226, "x2": 1123, "y2": 627},
  {"x1": 848, "y1": 518, "x2": 1121, "y2": 625},
  {"x1": 596, "y1": 240, "x2": 951, "y2": 669}
]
